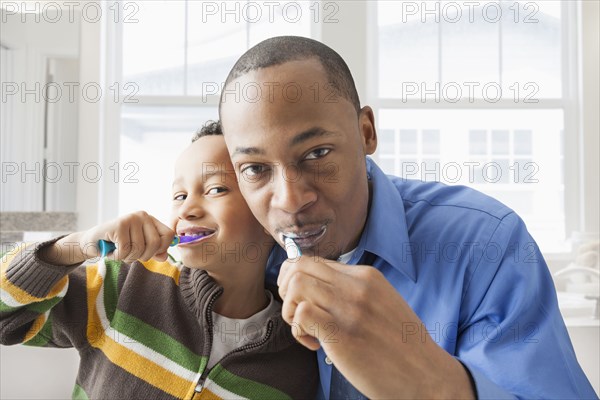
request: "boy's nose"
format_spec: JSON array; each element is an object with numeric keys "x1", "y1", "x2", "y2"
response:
[
  {"x1": 178, "y1": 198, "x2": 205, "y2": 220},
  {"x1": 271, "y1": 170, "x2": 317, "y2": 214}
]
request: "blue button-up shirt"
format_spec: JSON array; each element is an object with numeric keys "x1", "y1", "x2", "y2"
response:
[{"x1": 266, "y1": 157, "x2": 596, "y2": 399}]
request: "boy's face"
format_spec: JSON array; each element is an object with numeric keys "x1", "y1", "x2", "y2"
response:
[{"x1": 170, "y1": 135, "x2": 273, "y2": 269}]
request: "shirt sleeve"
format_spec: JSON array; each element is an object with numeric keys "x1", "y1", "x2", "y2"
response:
[{"x1": 456, "y1": 212, "x2": 597, "y2": 400}]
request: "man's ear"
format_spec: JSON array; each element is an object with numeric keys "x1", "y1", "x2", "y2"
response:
[{"x1": 358, "y1": 106, "x2": 377, "y2": 155}]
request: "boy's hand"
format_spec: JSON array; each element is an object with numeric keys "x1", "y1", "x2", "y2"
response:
[{"x1": 39, "y1": 211, "x2": 175, "y2": 266}]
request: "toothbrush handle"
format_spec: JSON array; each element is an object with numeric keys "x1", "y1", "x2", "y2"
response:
[
  {"x1": 98, "y1": 237, "x2": 179, "y2": 258},
  {"x1": 97, "y1": 240, "x2": 117, "y2": 257}
]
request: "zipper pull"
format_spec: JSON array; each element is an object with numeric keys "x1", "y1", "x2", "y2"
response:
[{"x1": 195, "y1": 377, "x2": 205, "y2": 393}]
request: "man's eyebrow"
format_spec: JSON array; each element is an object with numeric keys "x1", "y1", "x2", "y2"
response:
[
  {"x1": 290, "y1": 127, "x2": 336, "y2": 146},
  {"x1": 232, "y1": 127, "x2": 336, "y2": 157},
  {"x1": 231, "y1": 146, "x2": 265, "y2": 158}
]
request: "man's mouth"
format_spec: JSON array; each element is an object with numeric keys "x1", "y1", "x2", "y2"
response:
[
  {"x1": 177, "y1": 227, "x2": 217, "y2": 246},
  {"x1": 280, "y1": 225, "x2": 327, "y2": 250}
]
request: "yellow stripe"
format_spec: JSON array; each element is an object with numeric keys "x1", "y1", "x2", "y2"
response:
[
  {"x1": 86, "y1": 264, "x2": 105, "y2": 343},
  {"x1": 196, "y1": 388, "x2": 222, "y2": 400},
  {"x1": 86, "y1": 265, "x2": 192, "y2": 397},
  {"x1": 23, "y1": 312, "x2": 47, "y2": 342},
  {"x1": 139, "y1": 259, "x2": 180, "y2": 285},
  {"x1": 1, "y1": 244, "x2": 68, "y2": 305}
]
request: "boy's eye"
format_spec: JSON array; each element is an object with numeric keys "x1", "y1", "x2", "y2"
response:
[
  {"x1": 173, "y1": 194, "x2": 186, "y2": 201},
  {"x1": 305, "y1": 148, "x2": 331, "y2": 160},
  {"x1": 207, "y1": 186, "x2": 227, "y2": 195}
]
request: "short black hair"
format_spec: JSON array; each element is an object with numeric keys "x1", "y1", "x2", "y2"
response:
[
  {"x1": 191, "y1": 120, "x2": 222, "y2": 143},
  {"x1": 219, "y1": 36, "x2": 361, "y2": 115}
]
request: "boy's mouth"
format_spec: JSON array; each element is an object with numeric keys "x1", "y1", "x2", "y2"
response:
[{"x1": 177, "y1": 227, "x2": 217, "y2": 246}]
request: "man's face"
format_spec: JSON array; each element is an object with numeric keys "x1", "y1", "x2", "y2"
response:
[{"x1": 220, "y1": 59, "x2": 377, "y2": 259}]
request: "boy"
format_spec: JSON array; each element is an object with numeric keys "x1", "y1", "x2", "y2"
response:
[{"x1": 0, "y1": 121, "x2": 318, "y2": 399}]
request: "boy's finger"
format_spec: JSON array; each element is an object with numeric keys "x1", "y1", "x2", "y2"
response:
[
  {"x1": 139, "y1": 220, "x2": 161, "y2": 261},
  {"x1": 151, "y1": 215, "x2": 176, "y2": 250},
  {"x1": 125, "y1": 223, "x2": 145, "y2": 261}
]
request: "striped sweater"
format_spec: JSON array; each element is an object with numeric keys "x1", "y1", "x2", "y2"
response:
[{"x1": 0, "y1": 239, "x2": 318, "y2": 400}]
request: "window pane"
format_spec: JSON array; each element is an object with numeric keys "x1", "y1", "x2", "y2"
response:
[
  {"x1": 469, "y1": 130, "x2": 487, "y2": 155},
  {"x1": 422, "y1": 129, "x2": 440, "y2": 154},
  {"x1": 441, "y1": 1, "x2": 500, "y2": 85},
  {"x1": 514, "y1": 129, "x2": 533, "y2": 154},
  {"x1": 491, "y1": 130, "x2": 510, "y2": 154},
  {"x1": 120, "y1": 106, "x2": 218, "y2": 223},
  {"x1": 379, "y1": 129, "x2": 396, "y2": 155},
  {"x1": 122, "y1": 1, "x2": 186, "y2": 95},
  {"x1": 399, "y1": 129, "x2": 418, "y2": 154},
  {"x1": 491, "y1": 158, "x2": 510, "y2": 183},
  {"x1": 378, "y1": 109, "x2": 565, "y2": 252},
  {"x1": 502, "y1": 0, "x2": 562, "y2": 98},
  {"x1": 378, "y1": 1, "x2": 438, "y2": 97},
  {"x1": 187, "y1": 2, "x2": 247, "y2": 96}
]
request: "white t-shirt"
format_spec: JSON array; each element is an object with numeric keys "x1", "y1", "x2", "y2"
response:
[
  {"x1": 207, "y1": 290, "x2": 279, "y2": 369},
  {"x1": 337, "y1": 248, "x2": 357, "y2": 264}
]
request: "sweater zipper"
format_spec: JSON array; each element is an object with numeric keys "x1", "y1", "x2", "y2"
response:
[
  {"x1": 194, "y1": 319, "x2": 275, "y2": 393},
  {"x1": 194, "y1": 289, "x2": 221, "y2": 394}
]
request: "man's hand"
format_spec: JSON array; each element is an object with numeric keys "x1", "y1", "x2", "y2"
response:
[
  {"x1": 277, "y1": 255, "x2": 476, "y2": 399},
  {"x1": 39, "y1": 211, "x2": 175, "y2": 266}
]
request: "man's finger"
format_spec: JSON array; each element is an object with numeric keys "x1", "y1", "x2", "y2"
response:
[
  {"x1": 278, "y1": 256, "x2": 339, "y2": 291},
  {"x1": 290, "y1": 300, "x2": 337, "y2": 352}
]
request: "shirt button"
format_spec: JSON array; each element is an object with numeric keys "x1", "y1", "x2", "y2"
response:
[{"x1": 325, "y1": 356, "x2": 333, "y2": 365}]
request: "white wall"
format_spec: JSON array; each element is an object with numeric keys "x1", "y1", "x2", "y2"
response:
[{"x1": 0, "y1": 8, "x2": 80, "y2": 212}]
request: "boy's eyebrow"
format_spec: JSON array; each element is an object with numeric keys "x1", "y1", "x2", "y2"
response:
[
  {"x1": 172, "y1": 168, "x2": 231, "y2": 188},
  {"x1": 231, "y1": 127, "x2": 336, "y2": 157}
]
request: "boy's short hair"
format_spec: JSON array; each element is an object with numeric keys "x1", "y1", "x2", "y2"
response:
[{"x1": 192, "y1": 120, "x2": 222, "y2": 142}]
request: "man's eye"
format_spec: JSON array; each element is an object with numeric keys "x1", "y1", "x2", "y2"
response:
[
  {"x1": 240, "y1": 164, "x2": 268, "y2": 178},
  {"x1": 305, "y1": 148, "x2": 331, "y2": 160},
  {"x1": 207, "y1": 187, "x2": 227, "y2": 195},
  {"x1": 173, "y1": 194, "x2": 186, "y2": 201}
]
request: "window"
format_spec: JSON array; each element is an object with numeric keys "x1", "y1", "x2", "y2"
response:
[
  {"x1": 109, "y1": 0, "x2": 583, "y2": 254},
  {"x1": 117, "y1": 1, "x2": 316, "y2": 221},
  {"x1": 371, "y1": 0, "x2": 573, "y2": 252}
]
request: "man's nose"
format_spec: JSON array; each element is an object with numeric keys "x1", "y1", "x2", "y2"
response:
[{"x1": 271, "y1": 167, "x2": 317, "y2": 214}]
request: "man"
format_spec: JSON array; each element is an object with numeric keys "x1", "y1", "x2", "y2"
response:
[{"x1": 219, "y1": 36, "x2": 596, "y2": 399}]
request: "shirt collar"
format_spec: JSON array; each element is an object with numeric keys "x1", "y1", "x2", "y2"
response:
[{"x1": 355, "y1": 157, "x2": 416, "y2": 281}]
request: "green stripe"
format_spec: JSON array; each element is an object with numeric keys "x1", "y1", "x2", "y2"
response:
[
  {"x1": 0, "y1": 298, "x2": 19, "y2": 312},
  {"x1": 209, "y1": 364, "x2": 292, "y2": 400},
  {"x1": 111, "y1": 309, "x2": 203, "y2": 371},
  {"x1": 72, "y1": 383, "x2": 89, "y2": 400},
  {"x1": 26, "y1": 296, "x2": 63, "y2": 314},
  {"x1": 103, "y1": 260, "x2": 122, "y2": 322},
  {"x1": 23, "y1": 313, "x2": 52, "y2": 347}
]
